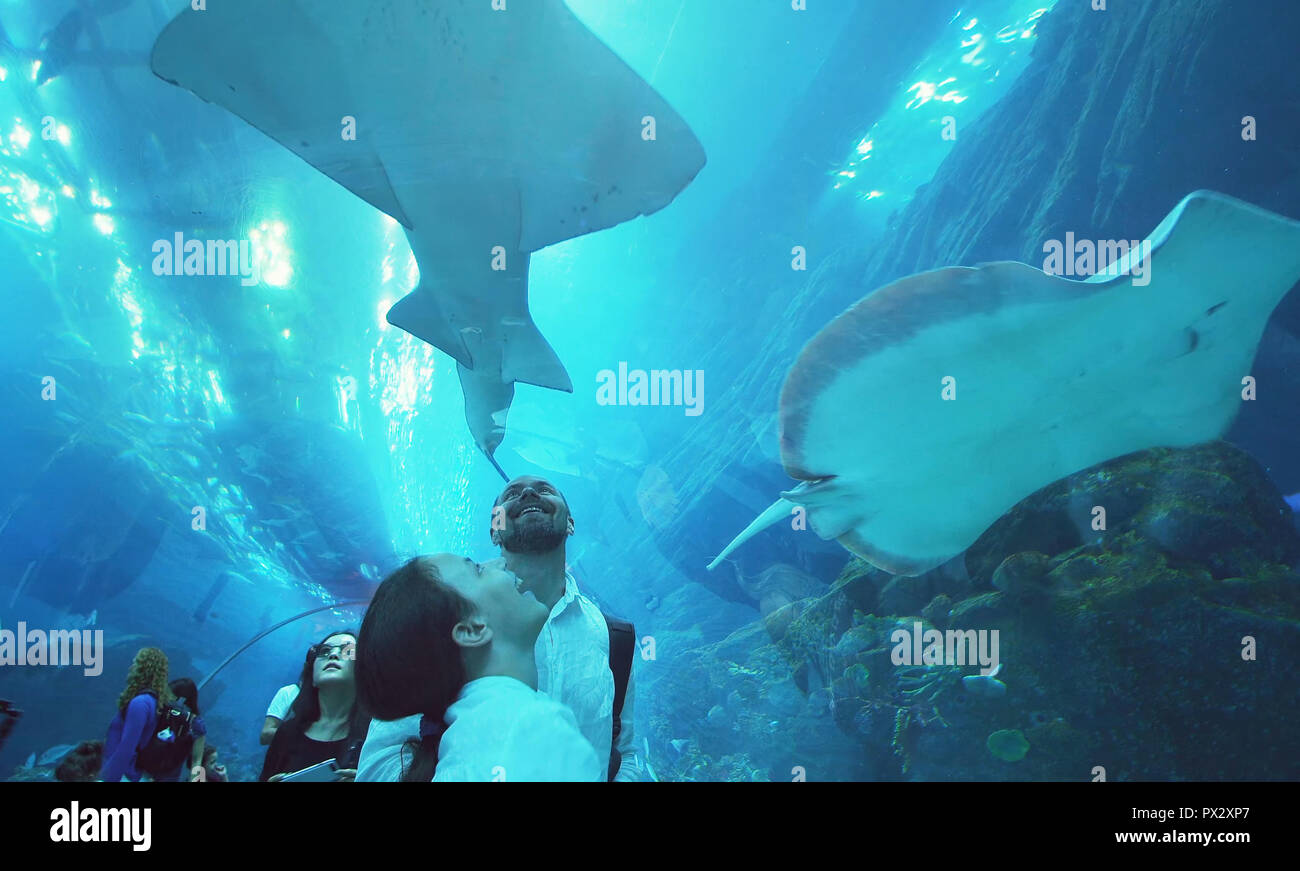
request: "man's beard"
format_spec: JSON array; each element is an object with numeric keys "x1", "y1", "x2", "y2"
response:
[{"x1": 500, "y1": 520, "x2": 567, "y2": 555}]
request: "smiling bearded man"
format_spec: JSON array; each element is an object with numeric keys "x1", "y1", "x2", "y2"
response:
[{"x1": 487, "y1": 476, "x2": 640, "y2": 782}]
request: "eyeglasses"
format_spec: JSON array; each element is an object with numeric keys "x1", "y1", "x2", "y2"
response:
[{"x1": 313, "y1": 643, "x2": 355, "y2": 661}]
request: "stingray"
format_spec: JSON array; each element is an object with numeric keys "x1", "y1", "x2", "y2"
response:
[
  {"x1": 150, "y1": 1, "x2": 704, "y2": 479},
  {"x1": 709, "y1": 191, "x2": 1300, "y2": 576}
]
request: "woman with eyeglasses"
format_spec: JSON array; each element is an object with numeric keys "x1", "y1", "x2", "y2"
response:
[{"x1": 258, "y1": 630, "x2": 368, "y2": 782}]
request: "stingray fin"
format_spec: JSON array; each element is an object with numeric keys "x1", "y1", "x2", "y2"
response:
[
  {"x1": 707, "y1": 498, "x2": 798, "y2": 571},
  {"x1": 149, "y1": 1, "x2": 413, "y2": 228},
  {"x1": 387, "y1": 289, "x2": 472, "y2": 369},
  {"x1": 500, "y1": 319, "x2": 573, "y2": 392}
]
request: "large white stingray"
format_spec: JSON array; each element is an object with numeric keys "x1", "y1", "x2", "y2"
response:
[
  {"x1": 709, "y1": 191, "x2": 1300, "y2": 575},
  {"x1": 150, "y1": 0, "x2": 705, "y2": 477}
]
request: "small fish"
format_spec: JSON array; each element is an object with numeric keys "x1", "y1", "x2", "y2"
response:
[
  {"x1": 1285, "y1": 492, "x2": 1300, "y2": 513},
  {"x1": 962, "y1": 662, "x2": 1006, "y2": 698},
  {"x1": 38, "y1": 743, "x2": 77, "y2": 766}
]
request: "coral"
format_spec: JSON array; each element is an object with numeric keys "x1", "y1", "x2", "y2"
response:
[{"x1": 644, "y1": 442, "x2": 1300, "y2": 780}]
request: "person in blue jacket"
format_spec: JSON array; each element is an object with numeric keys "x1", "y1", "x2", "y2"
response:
[{"x1": 101, "y1": 647, "x2": 171, "y2": 782}]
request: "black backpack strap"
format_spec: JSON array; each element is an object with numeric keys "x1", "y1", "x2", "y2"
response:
[
  {"x1": 173, "y1": 703, "x2": 195, "y2": 734},
  {"x1": 604, "y1": 613, "x2": 635, "y2": 782}
]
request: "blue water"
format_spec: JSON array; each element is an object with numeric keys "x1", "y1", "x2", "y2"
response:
[{"x1": 1, "y1": 0, "x2": 1297, "y2": 782}]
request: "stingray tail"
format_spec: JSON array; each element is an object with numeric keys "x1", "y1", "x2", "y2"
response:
[
  {"x1": 486, "y1": 452, "x2": 510, "y2": 483},
  {"x1": 706, "y1": 498, "x2": 797, "y2": 570}
]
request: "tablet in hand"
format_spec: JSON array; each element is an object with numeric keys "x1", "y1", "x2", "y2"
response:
[{"x1": 278, "y1": 759, "x2": 339, "y2": 783}]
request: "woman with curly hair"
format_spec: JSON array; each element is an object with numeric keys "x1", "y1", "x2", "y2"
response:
[{"x1": 100, "y1": 647, "x2": 171, "y2": 782}]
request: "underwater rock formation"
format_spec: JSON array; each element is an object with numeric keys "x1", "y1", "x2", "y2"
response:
[
  {"x1": 966, "y1": 441, "x2": 1300, "y2": 584},
  {"x1": 647, "y1": 443, "x2": 1300, "y2": 780},
  {"x1": 726, "y1": 561, "x2": 829, "y2": 640}
]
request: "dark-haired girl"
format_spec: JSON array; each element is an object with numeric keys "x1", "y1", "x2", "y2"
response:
[
  {"x1": 165, "y1": 677, "x2": 208, "y2": 782},
  {"x1": 356, "y1": 555, "x2": 600, "y2": 782},
  {"x1": 258, "y1": 630, "x2": 367, "y2": 782}
]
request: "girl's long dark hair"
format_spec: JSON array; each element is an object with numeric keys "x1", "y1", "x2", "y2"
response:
[
  {"x1": 169, "y1": 677, "x2": 199, "y2": 716},
  {"x1": 356, "y1": 557, "x2": 472, "y2": 782},
  {"x1": 281, "y1": 628, "x2": 367, "y2": 766}
]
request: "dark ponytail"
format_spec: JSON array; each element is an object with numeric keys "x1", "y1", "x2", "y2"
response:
[{"x1": 356, "y1": 557, "x2": 472, "y2": 782}]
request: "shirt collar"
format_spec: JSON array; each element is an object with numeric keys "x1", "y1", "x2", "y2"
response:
[{"x1": 545, "y1": 570, "x2": 582, "y2": 622}]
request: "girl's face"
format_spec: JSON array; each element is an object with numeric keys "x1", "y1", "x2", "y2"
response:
[
  {"x1": 312, "y1": 633, "x2": 357, "y2": 688},
  {"x1": 428, "y1": 554, "x2": 549, "y2": 648}
]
